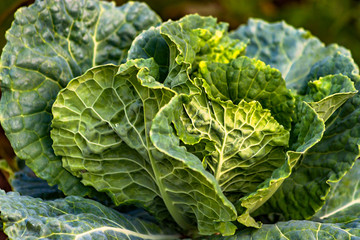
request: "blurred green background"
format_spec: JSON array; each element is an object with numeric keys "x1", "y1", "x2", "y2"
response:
[{"x1": 1, "y1": 0, "x2": 360, "y2": 63}]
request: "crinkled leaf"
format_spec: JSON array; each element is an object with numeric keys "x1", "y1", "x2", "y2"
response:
[
  {"x1": 198, "y1": 56, "x2": 295, "y2": 129},
  {"x1": 255, "y1": 93, "x2": 360, "y2": 220},
  {"x1": 128, "y1": 27, "x2": 170, "y2": 83},
  {"x1": 51, "y1": 62, "x2": 168, "y2": 213},
  {"x1": 231, "y1": 19, "x2": 351, "y2": 93},
  {"x1": 304, "y1": 74, "x2": 357, "y2": 121},
  {"x1": 157, "y1": 93, "x2": 289, "y2": 194},
  {"x1": 0, "y1": 190, "x2": 180, "y2": 240},
  {"x1": 0, "y1": 0, "x2": 161, "y2": 195},
  {"x1": 207, "y1": 219, "x2": 360, "y2": 240},
  {"x1": 306, "y1": 52, "x2": 360, "y2": 84},
  {"x1": 305, "y1": 75, "x2": 356, "y2": 102},
  {"x1": 128, "y1": 14, "x2": 246, "y2": 94},
  {"x1": 51, "y1": 59, "x2": 237, "y2": 236},
  {"x1": 236, "y1": 100, "x2": 325, "y2": 228},
  {"x1": 233, "y1": 18, "x2": 360, "y2": 222},
  {"x1": 314, "y1": 160, "x2": 360, "y2": 220},
  {"x1": 150, "y1": 92, "x2": 291, "y2": 229}
]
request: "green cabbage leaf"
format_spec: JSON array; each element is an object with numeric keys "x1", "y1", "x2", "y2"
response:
[
  {"x1": 1, "y1": 1, "x2": 360, "y2": 238},
  {"x1": 0, "y1": 190, "x2": 180, "y2": 240},
  {"x1": 0, "y1": 0, "x2": 161, "y2": 196}
]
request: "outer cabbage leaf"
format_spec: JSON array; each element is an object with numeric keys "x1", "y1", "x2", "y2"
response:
[
  {"x1": 230, "y1": 19, "x2": 351, "y2": 93},
  {"x1": 128, "y1": 14, "x2": 246, "y2": 93},
  {"x1": 0, "y1": 0, "x2": 161, "y2": 195},
  {"x1": 198, "y1": 56, "x2": 295, "y2": 129},
  {"x1": 51, "y1": 63, "x2": 168, "y2": 213},
  {"x1": 0, "y1": 190, "x2": 180, "y2": 240},
  {"x1": 207, "y1": 219, "x2": 360, "y2": 240},
  {"x1": 314, "y1": 160, "x2": 360, "y2": 220},
  {"x1": 243, "y1": 19, "x2": 360, "y2": 221},
  {"x1": 51, "y1": 59, "x2": 237, "y2": 236},
  {"x1": 304, "y1": 74, "x2": 357, "y2": 121},
  {"x1": 212, "y1": 161, "x2": 360, "y2": 240},
  {"x1": 257, "y1": 95, "x2": 360, "y2": 220}
]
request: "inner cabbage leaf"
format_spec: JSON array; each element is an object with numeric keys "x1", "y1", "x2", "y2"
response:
[
  {"x1": 51, "y1": 59, "x2": 237, "y2": 236},
  {"x1": 198, "y1": 56, "x2": 295, "y2": 129}
]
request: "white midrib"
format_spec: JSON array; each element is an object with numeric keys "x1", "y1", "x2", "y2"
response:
[
  {"x1": 92, "y1": 5, "x2": 103, "y2": 67},
  {"x1": 148, "y1": 146, "x2": 193, "y2": 230},
  {"x1": 74, "y1": 226, "x2": 180, "y2": 240},
  {"x1": 215, "y1": 133, "x2": 227, "y2": 181},
  {"x1": 139, "y1": 90, "x2": 192, "y2": 230},
  {"x1": 319, "y1": 199, "x2": 360, "y2": 219}
]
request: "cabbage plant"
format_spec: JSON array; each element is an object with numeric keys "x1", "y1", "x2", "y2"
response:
[{"x1": 1, "y1": 0, "x2": 360, "y2": 239}]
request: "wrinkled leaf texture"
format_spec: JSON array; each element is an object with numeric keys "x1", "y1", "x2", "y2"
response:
[
  {"x1": 0, "y1": 0, "x2": 161, "y2": 196},
  {"x1": 0, "y1": 190, "x2": 180, "y2": 240},
  {"x1": 209, "y1": 160, "x2": 360, "y2": 240},
  {"x1": 231, "y1": 19, "x2": 360, "y2": 221}
]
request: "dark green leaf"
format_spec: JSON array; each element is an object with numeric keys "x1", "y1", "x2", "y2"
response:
[
  {"x1": 231, "y1": 19, "x2": 351, "y2": 93},
  {"x1": 0, "y1": 190, "x2": 180, "y2": 240}
]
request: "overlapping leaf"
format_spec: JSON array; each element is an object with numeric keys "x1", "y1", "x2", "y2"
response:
[
  {"x1": 234, "y1": 19, "x2": 360, "y2": 221},
  {"x1": 188, "y1": 55, "x2": 324, "y2": 227},
  {"x1": 235, "y1": 99, "x2": 325, "y2": 228},
  {"x1": 150, "y1": 92, "x2": 289, "y2": 228},
  {"x1": 259, "y1": 77, "x2": 360, "y2": 220},
  {"x1": 304, "y1": 74, "x2": 357, "y2": 121},
  {"x1": 0, "y1": 190, "x2": 180, "y2": 240},
  {"x1": 315, "y1": 160, "x2": 360, "y2": 221},
  {"x1": 51, "y1": 61, "x2": 169, "y2": 215},
  {"x1": 128, "y1": 14, "x2": 246, "y2": 94},
  {"x1": 230, "y1": 19, "x2": 352, "y2": 93},
  {"x1": 208, "y1": 219, "x2": 360, "y2": 240},
  {"x1": 198, "y1": 56, "x2": 295, "y2": 129},
  {"x1": 211, "y1": 162, "x2": 360, "y2": 239},
  {"x1": 0, "y1": 0, "x2": 161, "y2": 195},
  {"x1": 51, "y1": 59, "x2": 238, "y2": 236}
]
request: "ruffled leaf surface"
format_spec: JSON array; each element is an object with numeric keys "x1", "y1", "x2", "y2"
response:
[
  {"x1": 0, "y1": 190, "x2": 180, "y2": 240},
  {"x1": 51, "y1": 59, "x2": 238, "y2": 236},
  {"x1": 315, "y1": 160, "x2": 360, "y2": 220},
  {"x1": 234, "y1": 19, "x2": 360, "y2": 221},
  {"x1": 304, "y1": 74, "x2": 357, "y2": 121},
  {"x1": 207, "y1": 219, "x2": 360, "y2": 240},
  {"x1": 198, "y1": 56, "x2": 294, "y2": 129},
  {"x1": 128, "y1": 14, "x2": 246, "y2": 94},
  {"x1": 0, "y1": 0, "x2": 161, "y2": 195}
]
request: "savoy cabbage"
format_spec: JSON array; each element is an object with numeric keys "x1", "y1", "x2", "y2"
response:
[{"x1": 0, "y1": 0, "x2": 360, "y2": 239}]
